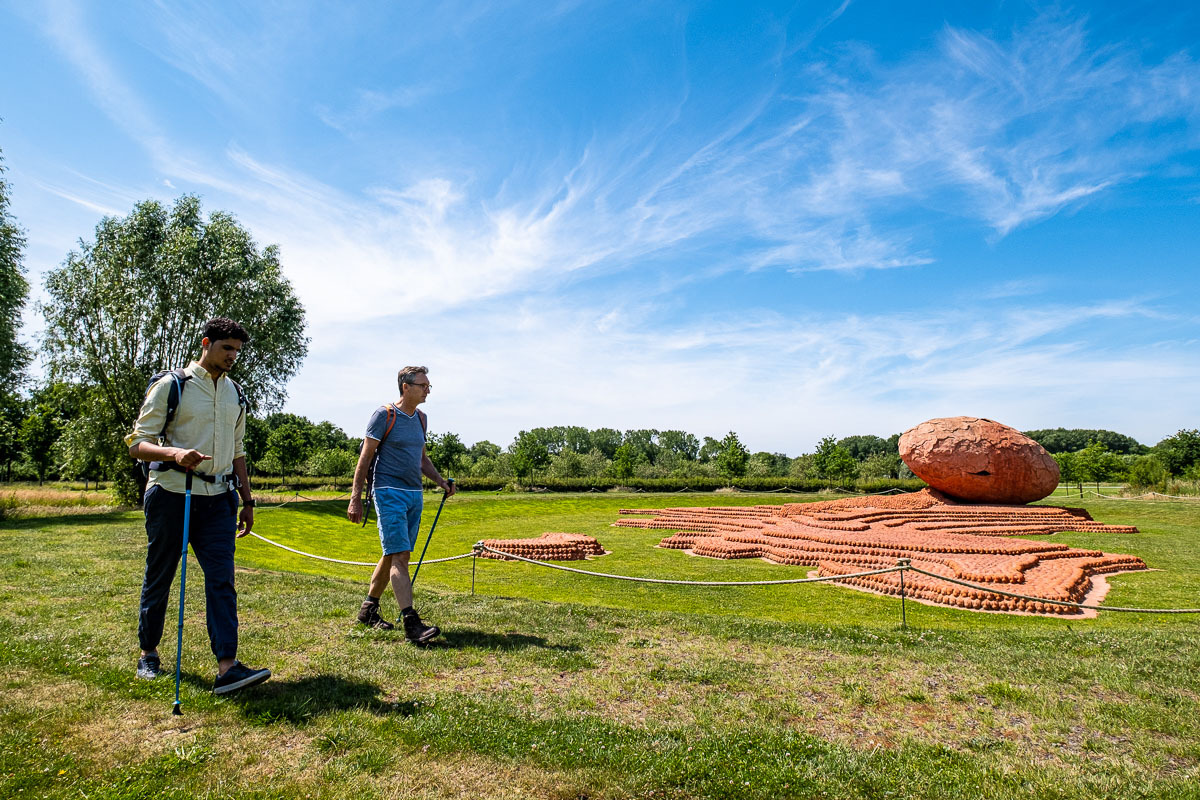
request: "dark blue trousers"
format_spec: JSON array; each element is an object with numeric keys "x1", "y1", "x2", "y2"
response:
[{"x1": 138, "y1": 485, "x2": 240, "y2": 661}]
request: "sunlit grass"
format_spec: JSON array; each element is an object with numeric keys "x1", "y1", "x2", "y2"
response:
[{"x1": 1, "y1": 492, "x2": 1198, "y2": 799}]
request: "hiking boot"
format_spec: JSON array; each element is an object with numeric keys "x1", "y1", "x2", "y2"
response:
[
  {"x1": 136, "y1": 654, "x2": 161, "y2": 680},
  {"x1": 213, "y1": 661, "x2": 271, "y2": 695},
  {"x1": 356, "y1": 601, "x2": 395, "y2": 630},
  {"x1": 401, "y1": 609, "x2": 440, "y2": 644}
]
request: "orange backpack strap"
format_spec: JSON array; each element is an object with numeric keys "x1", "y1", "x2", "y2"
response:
[{"x1": 381, "y1": 404, "x2": 397, "y2": 443}]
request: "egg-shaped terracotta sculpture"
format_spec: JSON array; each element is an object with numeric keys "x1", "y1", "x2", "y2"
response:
[{"x1": 898, "y1": 416, "x2": 1059, "y2": 504}]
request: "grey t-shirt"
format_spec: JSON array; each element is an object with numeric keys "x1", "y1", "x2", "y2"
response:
[{"x1": 365, "y1": 405, "x2": 426, "y2": 490}]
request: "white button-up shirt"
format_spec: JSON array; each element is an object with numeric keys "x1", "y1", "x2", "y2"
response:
[{"x1": 126, "y1": 361, "x2": 246, "y2": 496}]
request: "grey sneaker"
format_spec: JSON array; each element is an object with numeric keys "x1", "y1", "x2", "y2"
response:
[
  {"x1": 401, "y1": 609, "x2": 440, "y2": 644},
  {"x1": 356, "y1": 601, "x2": 395, "y2": 630},
  {"x1": 213, "y1": 661, "x2": 271, "y2": 695},
  {"x1": 136, "y1": 654, "x2": 161, "y2": 680}
]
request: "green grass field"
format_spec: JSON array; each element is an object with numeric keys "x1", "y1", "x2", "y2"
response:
[{"x1": 2, "y1": 491, "x2": 1198, "y2": 799}]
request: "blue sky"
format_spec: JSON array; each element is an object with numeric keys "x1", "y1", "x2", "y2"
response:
[{"x1": 2, "y1": 0, "x2": 1198, "y2": 453}]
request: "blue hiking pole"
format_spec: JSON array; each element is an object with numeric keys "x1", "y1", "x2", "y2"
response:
[
  {"x1": 172, "y1": 471, "x2": 194, "y2": 716},
  {"x1": 410, "y1": 479, "x2": 453, "y2": 590}
]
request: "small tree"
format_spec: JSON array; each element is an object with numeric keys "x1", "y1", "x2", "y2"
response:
[
  {"x1": 19, "y1": 403, "x2": 63, "y2": 484},
  {"x1": 1075, "y1": 441, "x2": 1125, "y2": 494},
  {"x1": 610, "y1": 443, "x2": 637, "y2": 480},
  {"x1": 266, "y1": 423, "x2": 309, "y2": 479},
  {"x1": 714, "y1": 432, "x2": 750, "y2": 482},
  {"x1": 510, "y1": 431, "x2": 550, "y2": 482},
  {"x1": 812, "y1": 435, "x2": 858, "y2": 486},
  {"x1": 1053, "y1": 451, "x2": 1081, "y2": 496},
  {"x1": 427, "y1": 431, "x2": 468, "y2": 476}
]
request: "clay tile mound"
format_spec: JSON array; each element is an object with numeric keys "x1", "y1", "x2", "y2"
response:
[
  {"x1": 480, "y1": 532, "x2": 606, "y2": 561},
  {"x1": 899, "y1": 416, "x2": 1059, "y2": 504}
]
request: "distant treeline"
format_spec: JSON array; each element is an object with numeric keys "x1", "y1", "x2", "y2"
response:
[
  {"x1": 4, "y1": 387, "x2": 1197, "y2": 494},
  {"x1": 1023, "y1": 427, "x2": 1199, "y2": 493}
]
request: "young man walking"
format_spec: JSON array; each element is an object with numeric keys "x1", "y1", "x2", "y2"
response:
[
  {"x1": 347, "y1": 365, "x2": 455, "y2": 643},
  {"x1": 127, "y1": 317, "x2": 270, "y2": 695}
]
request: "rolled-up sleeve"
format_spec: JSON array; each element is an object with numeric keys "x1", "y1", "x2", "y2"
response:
[{"x1": 124, "y1": 379, "x2": 170, "y2": 449}]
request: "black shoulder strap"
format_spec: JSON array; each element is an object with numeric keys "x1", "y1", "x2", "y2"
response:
[
  {"x1": 417, "y1": 409, "x2": 428, "y2": 437},
  {"x1": 158, "y1": 368, "x2": 192, "y2": 439},
  {"x1": 227, "y1": 377, "x2": 248, "y2": 420}
]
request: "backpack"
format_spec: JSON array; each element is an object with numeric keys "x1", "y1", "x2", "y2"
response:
[
  {"x1": 132, "y1": 368, "x2": 247, "y2": 492},
  {"x1": 361, "y1": 404, "x2": 427, "y2": 526}
]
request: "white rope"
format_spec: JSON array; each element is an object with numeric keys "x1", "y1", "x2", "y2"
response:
[
  {"x1": 906, "y1": 565, "x2": 1200, "y2": 613},
  {"x1": 474, "y1": 544, "x2": 904, "y2": 586},
  {"x1": 246, "y1": 532, "x2": 473, "y2": 567}
]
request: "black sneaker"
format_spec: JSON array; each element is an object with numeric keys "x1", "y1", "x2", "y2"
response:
[
  {"x1": 356, "y1": 601, "x2": 395, "y2": 630},
  {"x1": 136, "y1": 654, "x2": 161, "y2": 680},
  {"x1": 213, "y1": 661, "x2": 271, "y2": 695},
  {"x1": 401, "y1": 609, "x2": 440, "y2": 644}
]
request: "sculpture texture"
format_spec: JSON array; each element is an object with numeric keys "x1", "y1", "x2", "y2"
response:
[{"x1": 898, "y1": 416, "x2": 1059, "y2": 504}]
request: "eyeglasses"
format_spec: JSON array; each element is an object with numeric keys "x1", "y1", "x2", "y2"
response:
[{"x1": 407, "y1": 382, "x2": 431, "y2": 390}]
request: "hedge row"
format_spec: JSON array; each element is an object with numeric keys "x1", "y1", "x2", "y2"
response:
[{"x1": 252, "y1": 475, "x2": 927, "y2": 494}]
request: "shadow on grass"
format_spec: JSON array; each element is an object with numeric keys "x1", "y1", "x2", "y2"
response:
[
  {"x1": 222, "y1": 674, "x2": 399, "y2": 723},
  {"x1": 434, "y1": 628, "x2": 581, "y2": 652},
  {"x1": 0, "y1": 510, "x2": 140, "y2": 530}
]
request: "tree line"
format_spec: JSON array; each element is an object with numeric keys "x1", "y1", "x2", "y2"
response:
[{"x1": 1030, "y1": 428, "x2": 1200, "y2": 494}]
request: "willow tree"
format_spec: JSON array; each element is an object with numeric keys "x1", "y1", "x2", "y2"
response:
[{"x1": 41, "y1": 195, "x2": 309, "y2": 501}]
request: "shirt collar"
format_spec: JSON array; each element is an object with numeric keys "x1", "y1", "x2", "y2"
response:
[{"x1": 186, "y1": 360, "x2": 225, "y2": 382}]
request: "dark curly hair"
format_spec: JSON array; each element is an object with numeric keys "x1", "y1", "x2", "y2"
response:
[{"x1": 203, "y1": 317, "x2": 251, "y2": 343}]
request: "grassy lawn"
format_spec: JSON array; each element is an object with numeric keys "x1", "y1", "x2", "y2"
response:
[{"x1": 1, "y1": 491, "x2": 1198, "y2": 799}]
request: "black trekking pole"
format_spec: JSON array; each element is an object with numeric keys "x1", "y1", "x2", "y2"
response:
[
  {"x1": 172, "y1": 470, "x2": 194, "y2": 716},
  {"x1": 410, "y1": 479, "x2": 453, "y2": 590}
]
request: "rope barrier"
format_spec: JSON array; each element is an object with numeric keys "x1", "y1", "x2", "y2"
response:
[
  {"x1": 905, "y1": 565, "x2": 1200, "y2": 613},
  {"x1": 246, "y1": 532, "x2": 474, "y2": 567},
  {"x1": 473, "y1": 543, "x2": 905, "y2": 586},
  {"x1": 241, "y1": 526, "x2": 1200, "y2": 615},
  {"x1": 473, "y1": 546, "x2": 1200, "y2": 612},
  {"x1": 1047, "y1": 490, "x2": 1200, "y2": 502}
]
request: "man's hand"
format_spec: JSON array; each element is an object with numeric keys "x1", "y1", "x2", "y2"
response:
[
  {"x1": 347, "y1": 496, "x2": 364, "y2": 524},
  {"x1": 173, "y1": 448, "x2": 212, "y2": 470},
  {"x1": 237, "y1": 505, "x2": 254, "y2": 538},
  {"x1": 441, "y1": 479, "x2": 457, "y2": 497}
]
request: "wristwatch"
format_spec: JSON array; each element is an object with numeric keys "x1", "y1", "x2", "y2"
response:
[{"x1": 242, "y1": 497, "x2": 256, "y2": 508}]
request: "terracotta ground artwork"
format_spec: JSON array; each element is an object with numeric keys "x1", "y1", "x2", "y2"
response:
[
  {"x1": 479, "y1": 533, "x2": 607, "y2": 561},
  {"x1": 613, "y1": 416, "x2": 1147, "y2": 617},
  {"x1": 613, "y1": 489, "x2": 1145, "y2": 616}
]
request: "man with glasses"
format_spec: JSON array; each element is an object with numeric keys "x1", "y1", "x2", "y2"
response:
[
  {"x1": 347, "y1": 366, "x2": 456, "y2": 642},
  {"x1": 127, "y1": 317, "x2": 270, "y2": 694}
]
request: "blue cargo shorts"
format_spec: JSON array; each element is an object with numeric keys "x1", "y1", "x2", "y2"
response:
[{"x1": 373, "y1": 487, "x2": 423, "y2": 555}]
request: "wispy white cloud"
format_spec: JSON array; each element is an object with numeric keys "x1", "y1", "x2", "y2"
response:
[
  {"x1": 38, "y1": 0, "x2": 174, "y2": 167},
  {"x1": 315, "y1": 84, "x2": 441, "y2": 133},
  {"x1": 35, "y1": 3, "x2": 1200, "y2": 314}
]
